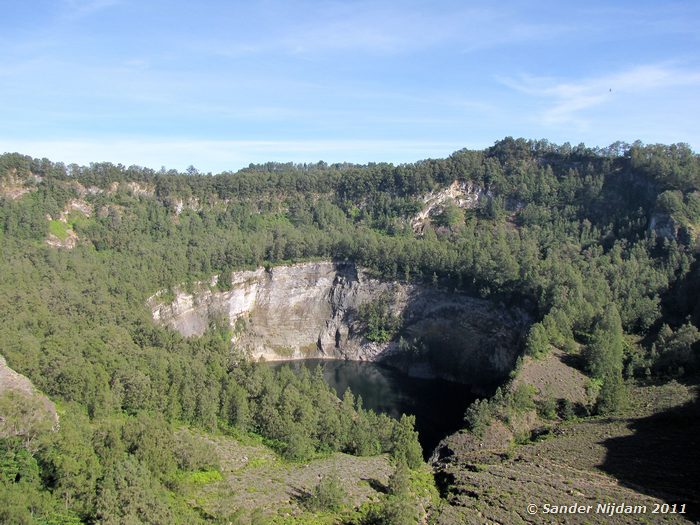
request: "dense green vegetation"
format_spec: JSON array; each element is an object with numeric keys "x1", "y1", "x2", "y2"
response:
[
  {"x1": 357, "y1": 294, "x2": 402, "y2": 343},
  {"x1": 1, "y1": 138, "x2": 699, "y2": 523}
]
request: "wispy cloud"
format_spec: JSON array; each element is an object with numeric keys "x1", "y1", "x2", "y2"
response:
[
  {"x1": 2, "y1": 1, "x2": 698, "y2": 160},
  {"x1": 459, "y1": 20, "x2": 573, "y2": 54},
  {"x1": 185, "y1": 2, "x2": 568, "y2": 59},
  {"x1": 502, "y1": 64, "x2": 700, "y2": 127},
  {"x1": 62, "y1": 0, "x2": 121, "y2": 18}
]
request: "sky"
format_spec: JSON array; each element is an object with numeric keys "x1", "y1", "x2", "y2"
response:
[{"x1": 1, "y1": 0, "x2": 699, "y2": 172}]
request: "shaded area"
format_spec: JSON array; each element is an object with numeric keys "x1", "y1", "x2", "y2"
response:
[
  {"x1": 601, "y1": 389, "x2": 700, "y2": 522},
  {"x1": 270, "y1": 359, "x2": 481, "y2": 456}
]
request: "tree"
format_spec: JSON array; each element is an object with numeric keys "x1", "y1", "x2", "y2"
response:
[
  {"x1": 654, "y1": 322, "x2": 700, "y2": 374},
  {"x1": 0, "y1": 391, "x2": 56, "y2": 453},
  {"x1": 376, "y1": 462, "x2": 421, "y2": 525},
  {"x1": 433, "y1": 200, "x2": 463, "y2": 228},
  {"x1": 221, "y1": 381, "x2": 250, "y2": 430},
  {"x1": 38, "y1": 406, "x2": 101, "y2": 518},
  {"x1": 525, "y1": 323, "x2": 549, "y2": 357},
  {"x1": 584, "y1": 305, "x2": 627, "y2": 414},
  {"x1": 585, "y1": 305, "x2": 624, "y2": 379},
  {"x1": 304, "y1": 471, "x2": 345, "y2": 512},
  {"x1": 387, "y1": 461, "x2": 411, "y2": 496},
  {"x1": 358, "y1": 294, "x2": 401, "y2": 343},
  {"x1": 390, "y1": 415, "x2": 422, "y2": 469},
  {"x1": 464, "y1": 398, "x2": 491, "y2": 437}
]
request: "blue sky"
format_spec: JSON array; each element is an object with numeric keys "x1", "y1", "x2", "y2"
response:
[{"x1": 1, "y1": 0, "x2": 699, "y2": 172}]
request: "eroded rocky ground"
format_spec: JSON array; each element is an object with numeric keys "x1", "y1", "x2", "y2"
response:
[
  {"x1": 181, "y1": 429, "x2": 393, "y2": 522},
  {"x1": 433, "y1": 374, "x2": 699, "y2": 525}
]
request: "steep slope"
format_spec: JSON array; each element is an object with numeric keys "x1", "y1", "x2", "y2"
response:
[
  {"x1": 149, "y1": 261, "x2": 530, "y2": 383},
  {"x1": 431, "y1": 357, "x2": 699, "y2": 524},
  {"x1": 0, "y1": 354, "x2": 59, "y2": 448}
]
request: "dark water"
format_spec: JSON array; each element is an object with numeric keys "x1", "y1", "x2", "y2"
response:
[{"x1": 269, "y1": 359, "x2": 479, "y2": 456}]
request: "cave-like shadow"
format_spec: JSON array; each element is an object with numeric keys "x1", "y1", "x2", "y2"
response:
[{"x1": 600, "y1": 391, "x2": 700, "y2": 522}]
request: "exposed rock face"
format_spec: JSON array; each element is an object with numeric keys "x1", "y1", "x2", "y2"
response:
[
  {"x1": 170, "y1": 196, "x2": 201, "y2": 216},
  {"x1": 0, "y1": 170, "x2": 41, "y2": 200},
  {"x1": 150, "y1": 262, "x2": 529, "y2": 383},
  {"x1": 648, "y1": 211, "x2": 699, "y2": 246},
  {"x1": 411, "y1": 180, "x2": 488, "y2": 233},
  {"x1": 45, "y1": 198, "x2": 92, "y2": 250},
  {"x1": 124, "y1": 181, "x2": 155, "y2": 197},
  {"x1": 649, "y1": 212, "x2": 680, "y2": 240}
]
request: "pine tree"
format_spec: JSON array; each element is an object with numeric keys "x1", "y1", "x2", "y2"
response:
[{"x1": 585, "y1": 305, "x2": 627, "y2": 414}]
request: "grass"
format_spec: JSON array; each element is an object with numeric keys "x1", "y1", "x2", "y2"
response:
[
  {"x1": 410, "y1": 465, "x2": 440, "y2": 499},
  {"x1": 48, "y1": 220, "x2": 69, "y2": 240},
  {"x1": 64, "y1": 211, "x2": 87, "y2": 229},
  {"x1": 47, "y1": 211, "x2": 92, "y2": 242},
  {"x1": 183, "y1": 430, "x2": 394, "y2": 523},
  {"x1": 244, "y1": 456, "x2": 275, "y2": 470},
  {"x1": 273, "y1": 345, "x2": 295, "y2": 358},
  {"x1": 268, "y1": 511, "x2": 347, "y2": 525},
  {"x1": 186, "y1": 469, "x2": 224, "y2": 485}
]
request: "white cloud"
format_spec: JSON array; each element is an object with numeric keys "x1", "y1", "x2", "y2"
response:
[{"x1": 502, "y1": 64, "x2": 700, "y2": 128}]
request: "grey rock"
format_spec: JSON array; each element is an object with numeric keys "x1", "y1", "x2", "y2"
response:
[{"x1": 148, "y1": 262, "x2": 529, "y2": 383}]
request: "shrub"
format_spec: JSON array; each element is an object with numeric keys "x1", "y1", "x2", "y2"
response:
[
  {"x1": 464, "y1": 398, "x2": 492, "y2": 437},
  {"x1": 304, "y1": 472, "x2": 345, "y2": 512}
]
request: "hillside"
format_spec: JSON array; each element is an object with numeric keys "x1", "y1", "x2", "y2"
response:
[
  {"x1": 432, "y1": 355, "x2": 700, "y2": 524},
  {"x1": 0, "y1": 138, "x2": 699, "y2": 524}
]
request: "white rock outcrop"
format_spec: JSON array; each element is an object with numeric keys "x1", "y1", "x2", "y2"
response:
[{"x1": 411, "y1": 180, "x2": 488, "y2": 233}]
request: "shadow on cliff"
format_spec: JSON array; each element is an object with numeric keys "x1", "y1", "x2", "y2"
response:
[
  {"x1": 381, "y1": 294, "x2": 529, "y2": 387},
  {"x1": 600, "y1": 388, "x2": 700, "y2": 522}
]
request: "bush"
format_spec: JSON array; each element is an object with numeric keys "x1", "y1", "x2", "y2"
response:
[
  {"x1": 304, "y1": 472, "x2": 345, "y2": 512},
  {"x1": 538, "y1": 395, "x2": 558, "y2": 420},
  {"x1": 558, "y1": 399, "x2": 576, "y2": 420},
  {"x1": 510, "y1": 384, "x2": 536, "y2": 413},
  {"x1": 464, "y1": 398, "x2": 492, "y2": 437}
]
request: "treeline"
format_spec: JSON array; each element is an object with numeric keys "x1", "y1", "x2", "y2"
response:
[
  {"x1": 3, "y1": 138, "x2": 696, "y2": 219},
  {"x1": 2, "y1": 139, "x2": 699, "y2": 374}
]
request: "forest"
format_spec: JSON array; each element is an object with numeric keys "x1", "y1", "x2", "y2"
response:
[{"x1": 0, "y1": 138, "x2": 699, "y2": 524}]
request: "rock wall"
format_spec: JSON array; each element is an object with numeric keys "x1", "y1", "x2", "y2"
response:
[{"x1": 148, "y1": 262, "x2": 529, "y2": 383}]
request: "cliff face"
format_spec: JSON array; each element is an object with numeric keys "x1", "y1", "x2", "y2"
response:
[{"x1": 149, "y1": 262, "x2": 529, "y2": 383}]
